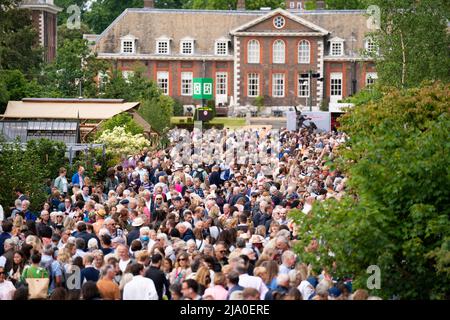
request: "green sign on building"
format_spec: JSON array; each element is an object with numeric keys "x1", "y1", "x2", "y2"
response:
[{"x1": 193, "y1": 78, "x2": 213, "y2": 100}]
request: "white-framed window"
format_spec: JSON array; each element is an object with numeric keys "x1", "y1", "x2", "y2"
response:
[
  {"x1": 273, "y1": 16, "x2": 285, "y2": 29},
  {"x1": 98, "y1": 71, "x2": 109, "y2": 89},
  {"x1": 215, "y1": 41, "x2": 228, "y2": 56},
  {"x1": 247, "y1": 73, "x2": 260, "y2": 97},
  {"x1": 216, "y1": 72, "x2": 228, "y2": 96},
  {"x1": 181, "y1": 72, "x2": 193, "y2": 96},
  {"x1": 273, "y1": 40, "x2": 285, "y2": 64},
  {"x1": 297, "y1": 1, "x2": 302, "y2": 9},
  {"x1": 156, "y1": 40, "x2": 170, "y2": 55},
  {"x1": 365, "y1": 38, "x2": 377, "y2": 54},
  {"x1": 298, "y1": 40, "x2": 310, "y2": 64},
  {"x1": 298, "y1": 77, "x2": 309, "y2": 97},
  {"x1": 157, "y1": 71, "x2": 169, "y2": 95},
  {"x1": 366, "y1": 72, "x2": 378, "y2": 86},
  {"x1": 248, "y1": 39, "x2": 260, "y2": 64},
  {"x1": 290, "y1": 1, "x2": 295, "y2": 9},
  {"x1": 330, "y1": 72, "x2": 343, "y2": 98},
  {"x1": 121, "y1": 40, "x2": 134, "y2": 54},
  {"x1": 272, "y1": 73, "x2": 285, "y2": 98},
  {"x1": 180, "y1": 41, "x2": 194, "y2": 55},
  {"x1": 330, "y1": 41, "x2": 344, "y2": 56},
  {"x1": 122, "y1": 70, "x2": 134, "y2": 83}
]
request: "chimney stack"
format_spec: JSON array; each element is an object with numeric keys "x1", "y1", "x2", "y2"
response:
[
  {"x1": 144, "y1": 0, "x2": 154, "y2": 8},
  {"x1": 237, "y1": 0, "x2": 246, "y2": 10},
  {"x1": 316, "y1": 0, "x2": 325, "y2": 9}
]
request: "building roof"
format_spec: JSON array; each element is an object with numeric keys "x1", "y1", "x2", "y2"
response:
[
  {"x1": 20, "y1": 0, "x2": 62, "y2": 13},
  {"x1": 94, "y1": 9, "x2": 261, "y2": 57},
  {"x1": 230, "y1": 8, "x2": 330, "y2": 35},
  {"x1": 2, "y1": 99, "x2": 140, "y2": 120},
  {"x1": 92, "y1": 8, "x2": 372, "y2": 58}
]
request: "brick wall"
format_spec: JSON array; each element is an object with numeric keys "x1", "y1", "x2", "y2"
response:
[
  {"x1": 238, "y1": 35, "x2": 322, "y2": 108},
  {"x1": 118, "y1": 60, "x2": 234, "y2": 106}
]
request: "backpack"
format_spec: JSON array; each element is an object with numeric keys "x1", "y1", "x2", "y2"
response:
[
  {"x1": 223, "y1": 169, "x2": 231, "y2": 181},
  {"x1": 40, "y1": 259, "x2": 54, "y2": 286},
  {"x1": 193, "y1": 169, "x2": 206, "y2": 182}
]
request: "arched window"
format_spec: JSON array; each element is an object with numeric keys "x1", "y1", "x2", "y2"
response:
[
  {"x1": 298, "y1": 40, "x2": 310, "y2": 64},
  {"x1": 273, "y1": 40, "x2": 285, "y2": 64},
  {"x1": 248, "y1": 40, "x2": 260, "y2": 64}
]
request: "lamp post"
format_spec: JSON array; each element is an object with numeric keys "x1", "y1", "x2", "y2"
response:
[{"x1": 300, "y1": 70, "x2": 324, "y2": 112}]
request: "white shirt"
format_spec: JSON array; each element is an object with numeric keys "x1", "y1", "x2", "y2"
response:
[
  {"x1": 239, "y1": 274, "x2": 268, "y2": 300},
  {"x1": 298, "y1": 280, "x2": 315, "y2": 300},
  {"x1": 123, "y1": 275, "x2": 158, "y2": 300},
  {"x1": 74, "y1": 249, "x2": 86, "y2": 259},
  {"x1": 0, "y1": 280, "x2": 16, "y2": 300},
  {"x1": 0, "y1": 205, "x2": 4, "y2": 222},
  {"x1": 209, "y1": 226, "x2": 220, "y2": 240},
  {"x1": 119, "y1": 259, "x2": 131, "y2": 273}
]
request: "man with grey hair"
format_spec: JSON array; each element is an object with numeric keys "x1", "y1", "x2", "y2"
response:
[
  {"x1": 97, "y1": 264, "x2": 120, "y2": 300},
  {"x1": 22, "y1": 200, "x2": 36, "y2": 221},
  {"x1": 40, "y1": 244, "x2": 63, "y2": 292},
  {"x1": 176, "y1": 222, "x2": 195, "y2": 242},
  {"x1": 252, "y1": 200, "x2": 267, "y2": 227},
  {"x1": 275, "y1": 236, "x2": 290, "y2": 263},
  {"x1": 0, "y1": 238, "x2": 14, "y2": 272},
  {"x1": 10, "y1": 199, "x2": 22, "y2": 219},
  {"x1": 273, "y1": 273, "x2": 290, "y2": 297},
  {"x1": 279, "y1": 250, "x2": 296, "y2": 275}
]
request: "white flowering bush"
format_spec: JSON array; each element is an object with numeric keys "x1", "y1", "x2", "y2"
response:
[{"x1": 95, "y1": 126, "x2": 150, "y2": 157}]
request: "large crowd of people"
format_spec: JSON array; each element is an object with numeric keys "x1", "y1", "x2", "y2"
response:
[{"x1": 0, "y1": 127, "x2": 379, "y2": 300}]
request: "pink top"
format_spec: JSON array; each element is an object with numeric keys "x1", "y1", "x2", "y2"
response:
[
  {"x1": 143, "y1": 207, "x2": 151, "y2": 221},
  {"x1": 175, "y1": 183, "x2": 183, "y2": 193},
  {"x1": 203, "y1": 285, "x2": 228, "y2": 301}
]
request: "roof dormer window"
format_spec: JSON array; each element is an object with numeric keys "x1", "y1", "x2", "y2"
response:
[
  {"x1": 215, "y1": 39, "x2": 229, "y2": 56},
  {"x1": 329, "y1": 37, "x2": 345, "y2": 56},
  {"x1": 156, "y1": 36, "x2": 171, "y2": 55},
  {"x1": 180, "y1": 38, "x2": 194, "y2": 55},
  {"x1": 364, "y1": 37, "x2": 378, "y2": 55},
  {"x1": 121, "y1": 35, "x2": 137, "y2": 54}
]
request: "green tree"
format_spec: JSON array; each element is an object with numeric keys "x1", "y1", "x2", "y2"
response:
[
  {"x1": 305, "y1": 0, "x2": 367, "y2": 10},
  {"x1": 0, "y1": 70, "x2": 48, "y2": 113},
  {"x1": 54, "y1": 0, "x2": 88, "y2": 26},
  {"x1": 246, "y1": 0, "x2": 284, "y2": 9},
  {"x1": 139, "y1": 95, "x2": 174, "y2": 134},
  {"x1": 84, "y1": 0, "x2": 143, "y2": 34},
  {"x1": 0, "y1": 138, "x2": 66, "y2": 212},
  {"x1": 0, "y1": 81, "x2": 9, "y2": 112},
  {"x1": 155, "y1": 0, "x2": 185, "y2": 9},
  {"x1": 0, "y1": 0, "x2": 42, "y2": 76},
  {"x1": 41, "y1": 39, "x2": 109, "y2": 98},
  {"x1": 325, "y1": 0, "x2": 367, "y2": 9},
  {"x1": 98, "y1": 113, "x2": 144, "y2": 137},
  {"x1": 290, "y1": 82, "x2": 450, "y2": 299},
  {"x1": 102, "y1": 68, "x2": 161, "y2": 101},
  {"x1": 26, "y1": 139, "x2": 67, "y2": 180},
  {"x1": 173, "y1": 99, "x2": 184, "y2": 116},
  {"x1": 57, "y1": 23, "x2": 93, "y2": 47},
  {"x1": 369, "y1": 0, "x2": 450, "y2": 88},
  {"x1": 189, "y1": 0, "x2": 283, "y2": 10}
]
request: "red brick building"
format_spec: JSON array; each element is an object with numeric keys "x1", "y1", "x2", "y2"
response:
[
  {"x1": 20, "y1": 0, "x2": 62, "y2": 62},
  {"x1": 88, "y1": 1, "x2": 377, "y2": 111}
]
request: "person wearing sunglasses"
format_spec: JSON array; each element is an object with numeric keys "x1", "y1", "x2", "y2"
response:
[{"x1": 169, "y1": 252, "x2": 190, "y2": 285}]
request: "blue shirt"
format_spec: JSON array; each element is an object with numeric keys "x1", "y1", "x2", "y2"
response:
[
  {"x1": 0, "y1": 232, "x2": 11, "y2": 256},
  {"x1": 40, "y1": 255, "x2": 62, "y2": 292}
]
